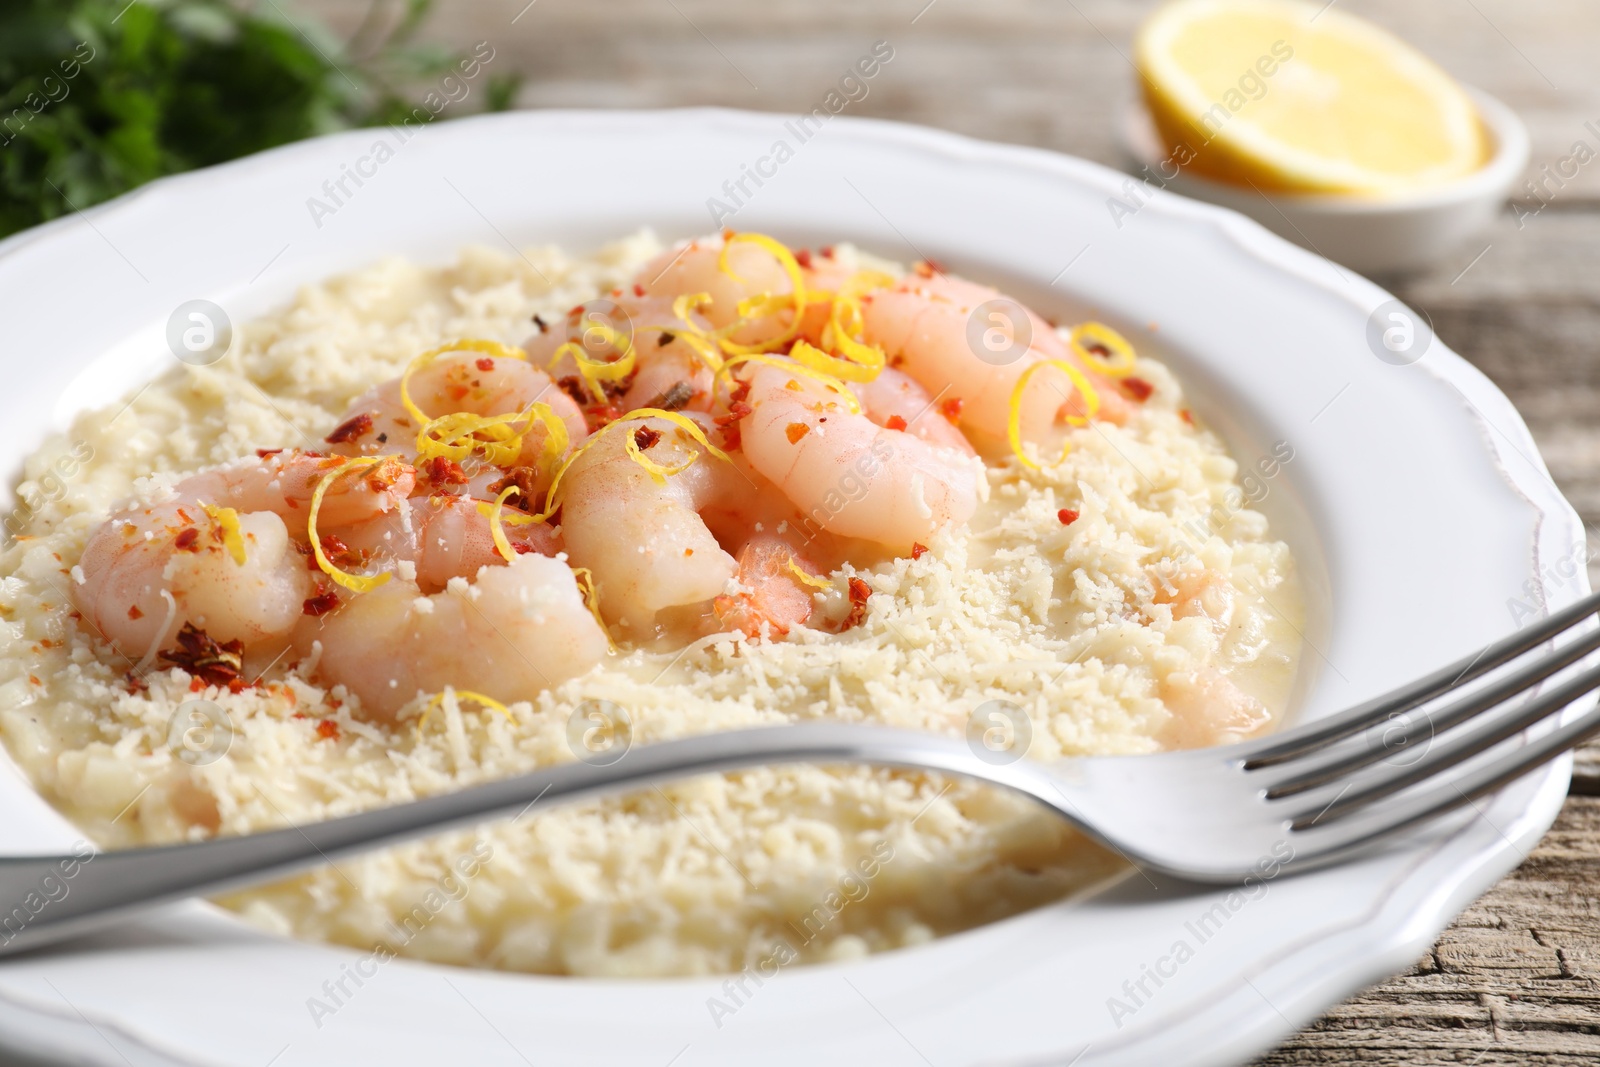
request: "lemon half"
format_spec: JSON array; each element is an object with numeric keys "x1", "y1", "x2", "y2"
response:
[{"x1": 1136, "y1": 0, "x2": 1489, "y2": 195}]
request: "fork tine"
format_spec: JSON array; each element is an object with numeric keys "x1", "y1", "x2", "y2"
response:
[
  {"x1": 1288, "y1": 688, "x2": 1600, "y2": 860},
  {"x1": 1288, "y1": 658, "x2": 1600, "y2": 831},
  {"x1": 1244, "y1": 588, "x2": 1600, "y2": 768},
  {"x1": 1263, "y1": 622, "x2": 1600, "y2": 797}
]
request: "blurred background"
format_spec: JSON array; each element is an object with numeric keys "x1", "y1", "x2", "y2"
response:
[{"x1": 4, "y1": 1, "x2": 1599, "y2": 1062}]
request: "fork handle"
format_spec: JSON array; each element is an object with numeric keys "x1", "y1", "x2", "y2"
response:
[{"x1": 0, "y1": 724, "x2": 1056, "y2": 958}]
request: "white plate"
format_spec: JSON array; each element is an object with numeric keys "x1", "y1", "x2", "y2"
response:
[{"x1": 0, "y1": 108, "x2": 1584, "y2": 1067}]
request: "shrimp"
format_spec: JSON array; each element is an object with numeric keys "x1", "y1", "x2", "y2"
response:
[
  {"x1": 335, "y1": 493, "x2": 561, "y2": 594},
  {"x1": 72, "y1": 451, "x2": 414, "y2": 664},
  {"x1": 859, "y1": 269, "x2": 1131, "y2": 443},
  {"x1": 329, "y1": 350, "x2": 585, "y2": 479},
  {"x1": 634, "y1": 235, "x2": 855, "y2": 351},
  {"x1": 308, "y1": 553, "x2": 609, "y2": 720},
  {"x1": 523, "y1": 294, "x2": 720, "y2": 416},
  {"x1": 1160, "y1": 668, "x2": 1269, "y2": 748},
  {"x1": 712, "y1": 530, "x2": 828, "y2": 638},
  {"x1": 733, "y1": 361, "x2": 981, "y2": 551},
  {"x1": 852, "y1": 365, "x2": 976, "y2": 456},
  {"x1": 557, "y1": 414, "x2": 745, "y2": 631}
]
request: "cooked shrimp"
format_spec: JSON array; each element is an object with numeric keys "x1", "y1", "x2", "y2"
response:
[
  {"x1": 329, "y1": 351, "x2": 585, "y2": 477},
  {"x1": 308, "y1": 552, "x2": 609, "y2": 720},
  {"x1": 335, "y1": 493, "x2": 560, "y2": 594},
  {"x1": 197, "y1": 451, "x2": 415, "y2": 530},
  {"x1": 734, "y1": 361, "x2": 981, "y2": 551},
  {"x1": 852, "y1": 365, "x2": 976, "y2": 456},
  {"x1": 523, "y1": 294, "x2": 720, "y2": 416},
  {"x1": 557, "y1": 414, "x2": 746, "y2": 631},
  {"x1": 1160, "y1": 667, "x2": 1269, "y2": 747},
  {"x1": 860, "y1": 269, "x2": 1131, "y2": 442},
  {"x1": 635, "y1": 235, "x2": 856, "y2": 351},
  {"x1": 74, "y1": 504, "x2": 309, "y2": 661},
  {"x1": 712, "y1": 530, "x2": 828, "y2": 638},
  {"x1": 72, "y1": 450, "x2": 412, "y2": 662}
]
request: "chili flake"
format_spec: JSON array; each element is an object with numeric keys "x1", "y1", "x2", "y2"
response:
[
  {"x1": 316, "y1": 719, "x2": 341, "y2": 741},
  {"x1": 884, "y1": 415, "x2": 908, "y2": 432},
  {"x1": 303, "y1": 591, "x2": 340, "y2": 616},
  {"x1": 324, "y1": 412, "x2": 373, "y2": 444},
  {"x1": 174, "y1": 528, "x2": 200, "y2": 551},
  {"x1": 475, "y1": 357, "x2": 496, "y2": 372},
  {"x1": 1122, "y1": 377, "x2": 1154, "y2": 402},
  {"x1": 938, "y1": 397, "x2": 964, "y2": 423},
  {"x1": 841, "y1": 577, "x2": 872, "y2": 631},
  {"x1": 634, "y1": 425, "x2": 663, "y2": 450},
  {"x1": 1058, "y1": 509, "x2": 1080, "y2": 525},
  {"x1": 786, "y1": 422, "x2": 811, "y2": 444},
  {"x1": 159, "y1": 623, "x2": 245, "y2": 688},
  {"x1": 911, "y1": 542, "x2": 928, "y2": 560}
]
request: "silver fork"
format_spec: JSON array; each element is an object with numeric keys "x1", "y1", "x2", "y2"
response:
[{"x1": 2, "y1": 591, "x2": 1599, "y2": 958}]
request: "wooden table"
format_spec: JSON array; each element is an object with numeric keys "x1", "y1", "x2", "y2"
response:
[{"x1": 308, "y1": 1, "x2": 1600, "y2": 1060}]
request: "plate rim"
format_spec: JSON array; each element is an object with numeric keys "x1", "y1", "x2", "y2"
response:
[{"x1": 0, "y1": 105, "x2": 1583, "y2": 1067}]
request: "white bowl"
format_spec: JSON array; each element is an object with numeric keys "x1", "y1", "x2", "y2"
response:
[
  {"x1": 1117, "y1": 89, "x2": 1530, "y2": 274},
  {"x1": 0, "y1": 108, "x2": 1583, "y2": 1067}
]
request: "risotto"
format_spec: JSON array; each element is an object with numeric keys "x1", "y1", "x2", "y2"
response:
[{"x1": 0, "y1": 231, "x2": 1302, "y2": 976}]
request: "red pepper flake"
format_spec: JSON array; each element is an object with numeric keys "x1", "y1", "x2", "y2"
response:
[
  {"x1": 714, "y1": 401, "x2": 753, "y2": 451},
  {"x1": 785, "y1": 422, "x2": 811, "y2": 444},
  {"x1": 795, "y1": 248, "x2": 814, "y2": 269},
  {"x1": 27, "y1": 675, "x2": 40, "y2": 687},
  {"x1": 189, "y1": 676, "x2": 206, "y2": 693},
  {"x1": 255, "y1": 448, "x2": 284, "y2": 459},
  {"x1": 819, "y1": 245, "x2": 836, "y2": 259},
  {"x1": 840, "y1": 577, "x2": 872, "y2": 631},
  {"x1": 161, "y1": 623, "x2": 246, "y2": 688},
  {"x1": 512, "y1": 541, "x2": 537, "y2": 554},
  {"x1": 475, "y1": 357, "x2": 496, "y2": 372},
  {"x1": 938, "y1": 397, "x2": 964, "y2": 423},
  {"x1": 316, "y1": 719, "x2": 341, "y2": 741},
  {"x1": 125, "y1": 672, "x2": 148, "y2": 695},
  {"x1": 633, "y1": 425, "x2": 663, "y2": 450},
  {"x1": 532, "y1": 313, "x2": 549, "y2": 333},
  {"x1": 422, "y1": 456, "x2": 469, "y2": 487},
  {"x1": 884, "y1": 415, "x2": 908, "y2": 432},
  {"x1": 721, "y1": 227, "x2": 735, "y2": 242},
  {"x1": 1180, "y1": 409, "x2": 1194, "y2": 426},
  {"x1": 911, "y1": 542, "x2": 928, "y2": 560},
  {"x1": 914, "y1": 258, "x2": 946, "y2": 278},
  {"x1": 174, "y1": 528, "x2": 200, "y2": 551},
  {"x1": 633, "y1": 283, "x2": 647, "y2": 297},
  {"x1": 324, "y1": 412, "x2": 374, "y2": 444},
  {"x1": 303, "y1": 591, "x2": 340, "y2": 616},
  {"x1": 556, "y1": 375, "x2": 589, "y2": 406},
  {"x1": 1058, "y1": 508, "x2": 1080, "y2": 525},
  {"x1": 1122, "y1": 377, "x2": 1154, "y2": 402},
  {"x1": 127, "y1": 605, "x2": 144, "y2": 620},
  {"x1": 582, "y1": 403, "x2": 626, "y2": 433}
]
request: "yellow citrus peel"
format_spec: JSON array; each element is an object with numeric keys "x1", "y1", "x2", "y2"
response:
[
  {"x1": 714, "y1": 354, "x2": 861, "y2": 414},
  {"x1": 1007, "y1": 360, "x2": 1102, "y2": 470},
  {"x1": 201, "y1": 505, "x2": 247, "y2": 565},
  {"x1": 416, "y1": 401, "x2": 569, "y2": 472},
  {"x1": 415, "y1": 688, "x2": 514, "y2": 735},
  {"x1": 400, "y1": 339, "x2": 527, "y2": 426},
  {"x1": 716, "y1": 233, "x2": 807, "y2": 356},
  {"x1": 1069, "y1": 322, "x2": 1137, "y2": 378},
  {"x1": 787, "y1": 558, "x2": 832, "y2": 591},
  {"x1": 814, "y1": 269, "x2": 894, "y2": 381},
  {"x1": 569, "y1": 566, "x2": 613, "y2": 650},
  {"x1": 486, "y1": 485, "x2": 522, "y2": 564},
  {"x1": 535, "y1": 409, "x2": 731, "y2": 521},
  {"x1": 308, "y1": 457, "x2": 393, "y2": 592}
]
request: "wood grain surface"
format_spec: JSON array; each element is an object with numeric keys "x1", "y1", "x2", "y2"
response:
[{"x1": 301, "y1": 1, "x2": 1600, "y2": 1060}]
